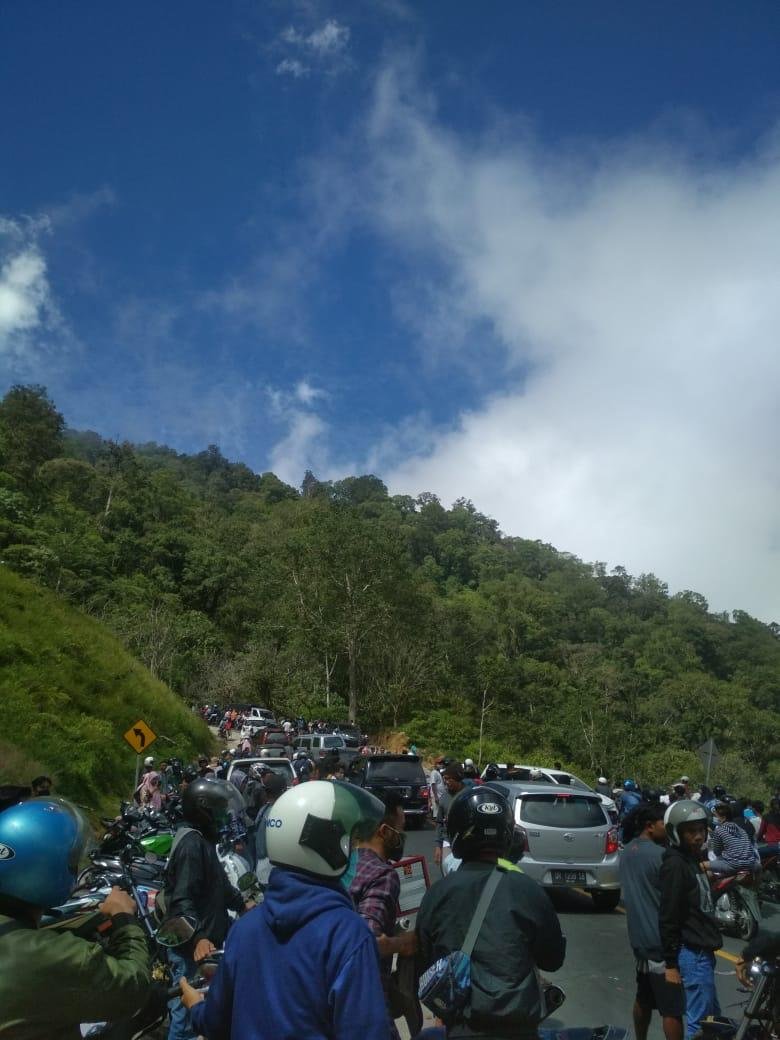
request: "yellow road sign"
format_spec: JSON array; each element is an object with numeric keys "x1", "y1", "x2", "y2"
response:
[{"x1": 123, "y1": 719, "x2": 157, "y2": 754}]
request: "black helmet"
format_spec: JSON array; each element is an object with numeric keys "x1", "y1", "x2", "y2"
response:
[
  {"x1": 713, "y1": 785, "x2": 727, "y2": 799},
  {"x1": 447, "y1": 786, "x2": 513, "y2": 860},
  {"x1": 182, "y1": 778, "x2": 245, "y2": 840},
  {"x1": 483, "y1": 763, "x2": 500, "y2": 781}
]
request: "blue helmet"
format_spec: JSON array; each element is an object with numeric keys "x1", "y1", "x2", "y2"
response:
[
  {"x1": 0, "y1": 798, "x2": 89, "y2": 908},
  {"x1": 623, "y1": 779, "x2": 638, "y2": 791}
]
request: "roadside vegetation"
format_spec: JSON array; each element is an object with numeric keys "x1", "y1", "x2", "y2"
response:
[
  {"x1": 0, "y1": 566, "x2": 210, "y2": 811},
  {"x1": 1, "y1": 384, "x2": 778, "y2": 796}
]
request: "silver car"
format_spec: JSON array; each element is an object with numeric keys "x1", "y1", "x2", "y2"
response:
[{"x1": 491, "y1": 781, "x2": 621, "y2": 911}]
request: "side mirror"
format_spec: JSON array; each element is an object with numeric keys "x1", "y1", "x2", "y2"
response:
[
  {"x1": 155, "y1": 915, "x2": 198, "y2": 948},
  {"x1": 237, "y1": 872, "x2": 256, "y2": 893}
]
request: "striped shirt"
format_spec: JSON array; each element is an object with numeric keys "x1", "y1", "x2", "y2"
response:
[{"x1": 711, "y1": 821, "x2": 756, "y2": 865}]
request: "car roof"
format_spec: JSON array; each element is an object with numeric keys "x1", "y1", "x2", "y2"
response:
[
  {"x1": 485, "y1": 780, "x2": 601, "y2": 799},
  {"x1": 367, "y1": 754, "x2": 421, "y2": 763},
  {"x1": 229, "y1": 757, "x2": 293, "y2": 770}
]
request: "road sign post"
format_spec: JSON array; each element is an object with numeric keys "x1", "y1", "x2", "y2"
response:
[
  {"x1": 124, "y1": 719, "x2": 158, "y2": 796},
  {"x1": 697, "y1": 738, "x2": 720, "y2": 787}
]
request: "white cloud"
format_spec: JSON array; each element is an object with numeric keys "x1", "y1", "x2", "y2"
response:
[
  {"x1": 276, "y1": 19, "x2": 351, "y2": 77},
  {"x1": 295, "y1": 379, "x2": 326, "y2": 405},
  {"x1": 276, "y1": 57, "x2": 309, "y2": 79},
  {"x1": 0, "y1": 216, "x2": 62, "y2": 363},
  {"x1": 351, "y1": 61, "x2": 780, "y2": 620},
  {"x1": 307, "y1": 20, "x2": 350, "y2": 55},
  {"x1": 269, "y1": 410, "x2": 328, "y2": 485}
]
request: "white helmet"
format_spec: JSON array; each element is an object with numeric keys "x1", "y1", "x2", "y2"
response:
[
  {"x1": 464, "y1": 758, "x2": 475, "y2": 768},
  {"x1": 144, "y1": 756, "x2": 155, "y2": 767},
  {"x1": 265, "y1": 780, "x2": 385, "y2": 879},
  {"x1": 598, "y1": 776, "x2": 608, "y2": 785},
  {"x1": 664, "y1": 799, "x2": 708, "y2": 847}
]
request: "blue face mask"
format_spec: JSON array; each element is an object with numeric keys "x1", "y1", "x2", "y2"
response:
[{"x1": 340, "y1": 848, "x2": 359, "y2": 891}]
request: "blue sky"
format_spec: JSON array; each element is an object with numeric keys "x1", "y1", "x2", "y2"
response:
[{"x1": 2, "y1": 1, "x2": 780, "y2": 620}]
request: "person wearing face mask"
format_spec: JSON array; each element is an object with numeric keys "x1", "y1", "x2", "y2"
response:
[{"x1": 347, "y1": 792, "x2": 417, "y2": 1039}]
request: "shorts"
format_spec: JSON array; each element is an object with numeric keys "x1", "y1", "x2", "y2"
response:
[{"x1": 635, "y1": 961, "x2": 685, "y2": 1017}]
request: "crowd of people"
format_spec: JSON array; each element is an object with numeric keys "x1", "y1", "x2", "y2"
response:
[{"x1": 0, "y1": 732, "x2": 778, "y2": 1040}]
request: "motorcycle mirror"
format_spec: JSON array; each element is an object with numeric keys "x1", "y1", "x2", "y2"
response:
[
  {"x1": 237, "y1": 872, "x2": 256, "y2": 892},
  {"x1": 155, "y1": 916, "x2": 198, "y2": 948}
]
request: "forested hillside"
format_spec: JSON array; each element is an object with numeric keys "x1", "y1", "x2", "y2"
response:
[
  {"x1": 0, "y1": 567, "x2": 210, "y2": 809},
  {"x1": 1, "y1": 385, "x2": 778, "y2": 794}
]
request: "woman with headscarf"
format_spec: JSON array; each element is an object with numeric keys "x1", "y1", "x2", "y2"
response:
[{"x1": 137, "y1": 770, "x2": 163, "y2": 811}]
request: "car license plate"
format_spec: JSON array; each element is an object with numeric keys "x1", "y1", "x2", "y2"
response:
[
  {"x1": 399, "y1": 788, "x2": 411, "y2": 798},
  {"x1": 551, "y1": 870, "x2": 587, "y2": 885}
]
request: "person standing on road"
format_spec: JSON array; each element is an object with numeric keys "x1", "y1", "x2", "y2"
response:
[
  {"x1": 619, "y1": 803, "x2": 683, "y2": 1040},
  {"x1": 347, "y1": 791, "x2": 416, "y2": 1040},
  {"x1": 595, "y1": 776, "x2": 613, "y2": 799},
  {"x1": 433, "y1": 765, "x2": 466, "y2": 868},
  {"x1": 417, "y1": 786, "x2": 566, "y2": 1040},
  {"x1": 659, "y1": 800, "x2": 722, "y2": 1040},
  {"x1": 429, "y1": 758, "x2": 446, "y2": 818},
  {"x1": 181, "y1": 781, "x2": 391, "y2": 1040}
]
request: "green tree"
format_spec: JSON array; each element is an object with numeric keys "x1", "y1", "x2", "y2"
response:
[{"x1": 0, "y1": 384, "x2": 65, "y2": 491}]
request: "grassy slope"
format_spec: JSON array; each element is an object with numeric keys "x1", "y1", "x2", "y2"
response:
[{"x1": 0, "y1": 566, "x2": 211, "y2": 813}]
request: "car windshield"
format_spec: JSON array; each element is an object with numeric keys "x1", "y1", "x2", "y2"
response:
[
  {"x1": 519, "y1": 793, "x2": 606, "y2": 829},
  {"x1": 323, "y1": 736, "x2": 345, "y2": 748},
  {"x1": 368, "y1": 760, "x2": 425, "y2": 782}
]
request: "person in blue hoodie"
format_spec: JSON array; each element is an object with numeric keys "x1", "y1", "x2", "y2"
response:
[{"x1": 181, "y1": 779, "x2": 391, "y2": 1040}]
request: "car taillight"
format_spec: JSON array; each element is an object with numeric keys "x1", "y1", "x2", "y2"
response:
[
  {"x1": 513, "y1": 825, "x2": 528, "y2": 854},
  {"x1": 605, "y1": 829, "x2": 619, "y2": 855},
  {"x1": 421, "y1": 788, "x2": 429, "y2": 799}
]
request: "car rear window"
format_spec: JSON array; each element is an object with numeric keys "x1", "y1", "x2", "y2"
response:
[
  {"x1": 323, "y1": 736, "x2": 345, "y2": 748},
  {"x1": 368, "y1": 760, "x2": 425, "y2": 782},
  {"x1": 519, "y1": 793, "x2": 606, "y2": 829}
]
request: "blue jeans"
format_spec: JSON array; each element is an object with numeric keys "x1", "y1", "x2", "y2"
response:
[
  {"x1": 678, "y1": 945, "x2": 721, "y2": 1039},
  {"x1": 167, "y1": 948, "x2": 197, "y2": 1040}
]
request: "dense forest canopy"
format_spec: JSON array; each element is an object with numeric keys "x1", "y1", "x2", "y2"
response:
[{"x1": 1, "y1": 384, "x2": 778, "y2": 794}]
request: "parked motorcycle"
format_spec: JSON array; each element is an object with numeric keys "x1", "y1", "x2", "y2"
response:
[
  {"x1": 757, "y1": 845, "x2": 780, "y2": 904},
  {"x1": 698, "y1": 940, "x2": 779, "y2": 1040},
  {"x1": 711, "y1": 869, "x2": 761, "y2": 941}
]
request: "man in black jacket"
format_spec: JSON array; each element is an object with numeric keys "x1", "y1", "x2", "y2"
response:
[
  {"x1": 417, "y1": 786, "x2": 565, "y2": 1040},
  {"x1": 164, "y1": 777, "x2": 251, "y2": 1040},
  {"x1": 659, "y1": 800, "x2": 722, "y2": 1040}
]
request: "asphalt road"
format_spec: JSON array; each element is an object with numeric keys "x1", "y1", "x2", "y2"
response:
[{"x1": 403, "y1": 818, "x2": 780, "y2": 1037}]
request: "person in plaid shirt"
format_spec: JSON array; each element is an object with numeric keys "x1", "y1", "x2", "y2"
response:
[{"x1": 348, "y1": 792, "x2": 417, "y2": 1039}]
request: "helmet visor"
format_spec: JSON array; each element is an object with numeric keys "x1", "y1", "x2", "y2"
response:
[{"x1": 331, "y1": 781, "x2": 385, "y2": 843}]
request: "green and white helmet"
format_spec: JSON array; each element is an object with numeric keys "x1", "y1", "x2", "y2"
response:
[
  {"x1": 664, "y1": 799, "x2": 708, "y2": 847},
  {"x1": 266, "y1": 780, "x2": 385, "y2": 878}
]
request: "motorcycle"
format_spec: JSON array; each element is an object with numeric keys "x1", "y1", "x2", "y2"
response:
[
  {"x1": 757, "y1": 845, "x2": 780, "y2": 904},
  {"x1": 711, "y1": 869, "x2": 761, "y2": 941},
  {"x1": 697, "y1": 945, "x2": 780, "y2": 1040}
]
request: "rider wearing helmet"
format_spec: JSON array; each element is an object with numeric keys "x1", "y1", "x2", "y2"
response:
[
  {"x1": 659, "y1": 800, "x2": 722, "y2": 1040},
  {"x1": 183, "y1": 781, "x2": 390, "y2": 1040},
  {"x1": 0, "y1": 797, "x2": 150, "y2": 1038},
  {"x1": 416, "y1": 786, "x2": 566, "y2": 1039},
  {"x1": 163, "y1": 778, "x2": 251, "y2": 1040}
]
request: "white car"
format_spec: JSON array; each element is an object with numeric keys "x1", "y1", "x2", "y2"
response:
[
  {"x1": 240, "y1": 707, "x2": 277, "y2": 739},
  {"x1": 226, "y1": 757, "x2": 295, "y2": 788},
  {"x1": 481, "y1": 763, "x2": 618, "y2": 820}
]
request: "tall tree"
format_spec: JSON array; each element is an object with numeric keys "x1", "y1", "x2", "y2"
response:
[{"x1": 0, "y1": 384, "x2": 64, "y2": 490}]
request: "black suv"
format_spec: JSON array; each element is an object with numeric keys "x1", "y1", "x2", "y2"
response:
[
  {"x1": 331, "y1": 723, "x2": 368, "y2": 748},
  {"x1": 354, "y1": 755, "x2": 429, "y2": 827}
]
